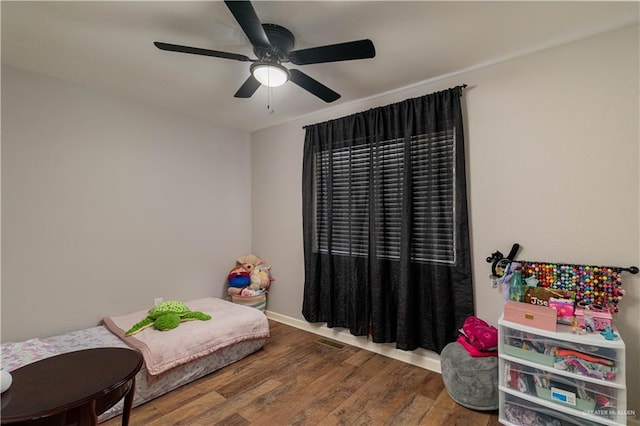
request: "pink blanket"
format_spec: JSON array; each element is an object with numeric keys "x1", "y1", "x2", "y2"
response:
[{"x1": 103, "y1": 297, "x2": 269, "y2": 375}]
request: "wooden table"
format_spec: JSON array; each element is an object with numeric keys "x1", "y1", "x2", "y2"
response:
[{"x1": 0, "y1": 348, "x2": 143, "y2": 426}]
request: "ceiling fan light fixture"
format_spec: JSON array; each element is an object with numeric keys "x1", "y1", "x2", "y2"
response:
[{"x1": 250, "y1": 62, "x2": 290, "y2": 87}]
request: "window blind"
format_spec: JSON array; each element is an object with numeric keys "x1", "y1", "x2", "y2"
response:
[{"x1": 313, "y1": 128, "x2": 456, "y2": 264}]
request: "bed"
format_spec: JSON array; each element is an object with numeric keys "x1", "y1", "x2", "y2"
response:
[{"x1": 0, "y1": 297, "x2": 269, "y2": 422}]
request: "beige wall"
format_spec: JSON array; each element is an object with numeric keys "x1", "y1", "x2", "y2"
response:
[
  {"x1": 252, "y1": 25, "x2": 640, "y2": 413},
  {"x1": 1, "y1": 64, "x2": 253, "y2": 342}
]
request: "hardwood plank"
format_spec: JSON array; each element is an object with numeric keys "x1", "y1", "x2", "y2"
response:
[
  {"x1": 145, "y1": 389, "x2": 227, "y2": 426},
  {"x1": 343, "y1": 346, "x2": 378, "y2": 366},
  {"x1": 214, "y1": 343, "x2": 328, "y2": 399},
  {"x1": 320, "y1": 358, "x2": 435, "y2": 425},
  {"x1": 151, "y1": 379, "x2": 212, "y2": 414},
  {"x1": 214, "y1": 412, "x2": 250, "y2": 426},
  {"x1": 180, "y1": 379, "x2": 282, "y2": 425},
  {"x1": 231, "y1": 342, "x2": 362, "y2": 424},
  {"x1": 416, "y1": 371, "x2": 447, "y2": 401},
  {"x1": 248, "y1": 350, "x2": 390, "y2": 426},
  {"x1": 387, "y1": 394, "x2": 435, "y2": 426},
  {"x1": 421, "y1": 387, "x2": 495, "y2": 426},
  {"x1": 259, "y1": 362, "x2": 360, "y2": 426},
  {"x1": 101, "y1": 403, "x2": 163, "y2": 426},
  {"x1": 102, "y1": 320, "x2": 500, "y2": 425}
]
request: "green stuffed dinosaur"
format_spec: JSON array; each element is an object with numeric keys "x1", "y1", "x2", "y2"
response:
[{"x1": 125, "y1": 300, "x2": 211, "y2": 335}]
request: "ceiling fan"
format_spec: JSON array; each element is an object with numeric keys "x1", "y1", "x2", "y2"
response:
[{"x1": 154, "y1": 0, "x2": 375, "y2": 103}]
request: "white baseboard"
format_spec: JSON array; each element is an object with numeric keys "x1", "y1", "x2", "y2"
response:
[{"x1": 264, "y1": 310, "x2": 442, "y2": 374}]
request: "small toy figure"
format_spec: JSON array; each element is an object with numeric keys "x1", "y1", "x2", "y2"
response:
[
  {"x1": 583, "y1": 305, "x2": 595, "y2": 333},
  {"x1": 600, "y1": 326, "x2": 619, "y2": 341},
  {"x1": 570, "y1": 316, "x2": 584, "y2": 335}
]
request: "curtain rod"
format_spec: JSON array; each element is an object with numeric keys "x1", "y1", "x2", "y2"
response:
[
  {"x1": 517, "y1": 261, "x2": 638, "y2": 275},
  {"x1": 486, "y1": 245, "x2": 639, "y2": 276},
  {"x1": 302, "y1": 84, "x2": 468, "y2": 130}
]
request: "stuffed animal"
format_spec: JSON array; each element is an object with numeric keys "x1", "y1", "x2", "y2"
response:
[
  {"x1": 240, "y1": 287, "x2": 262, "y2": 297},
  {"x1": 249, "y1": 261, "x2": 273, "y2": 291},
  {"x1": 227, "y1": 266, "x2": 250, "y2": 288},
  {"x1": 228, "y1": 255, "x2": 274, "y2": 297},
  {"x1": 227, "y1": 286, "x2": 242, "y2": 296},
  {"x1": 236, "y1": 254, "x2": 261, "y2": 273},
  {"x1": 125, "y1": 301, "x2": 211, "y2": 335}
]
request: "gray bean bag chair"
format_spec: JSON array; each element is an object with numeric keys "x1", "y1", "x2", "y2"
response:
[{"x1": 440, "y1": 341, "x2": 499, "y2": 410}]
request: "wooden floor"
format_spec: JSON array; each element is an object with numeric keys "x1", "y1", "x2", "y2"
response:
[{"x1": 103, "y1": 320, "x2": 500, "y2": 426}]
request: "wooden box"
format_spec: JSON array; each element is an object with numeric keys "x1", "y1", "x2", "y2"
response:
[{"x1": 503, "y1": 301, "x2": 557, "y2": 332}]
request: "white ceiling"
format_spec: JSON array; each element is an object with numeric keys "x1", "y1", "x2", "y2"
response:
[{"x1": 2, "y1": 1, "x2": 638, "y2": 132}]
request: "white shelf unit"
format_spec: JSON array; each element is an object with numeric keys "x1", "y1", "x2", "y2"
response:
[{"x1": 498, "y1": 315, "x2": 626, "y2": 426}]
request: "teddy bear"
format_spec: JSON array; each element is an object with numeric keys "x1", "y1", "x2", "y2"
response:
[{"x1": 236, "y1": 254, "x2": 261, "y2": 273}]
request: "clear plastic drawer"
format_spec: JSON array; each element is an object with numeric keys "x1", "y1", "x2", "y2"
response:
[
  {"x1": 504, "y1": 361, "x2": 620, "y2": 421},
  {"x1": 502, "y1": 393, "x2": 607, "y2": 426},
  {"x1": 502, "y1": 327, "x2": 618, "y2": 381}
]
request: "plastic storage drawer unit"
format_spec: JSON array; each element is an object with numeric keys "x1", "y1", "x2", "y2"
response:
[{"x1": 498, "y1": 315, "x2": 626, "y2": 426}]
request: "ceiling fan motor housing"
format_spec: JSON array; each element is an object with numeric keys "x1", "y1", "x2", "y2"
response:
[{"x1": 254, "y1": 24, "x2": 295, "y2": 62}]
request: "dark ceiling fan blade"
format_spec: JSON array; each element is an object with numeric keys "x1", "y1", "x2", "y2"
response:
[
  {"x1": 289, "y1": 69, "x2": 340, "y2": 103},
  {"x1": 154, "y1": 42, "x2": 252, "y2": 62},
  {"x1": 234, "y1": 75, "x2": 261, "y2": 98},
  {"x1": 224, "y1": 0, "x2": 272, "y2": 50},
  {"x1": 289, "y1": 39, "x2": 375, "y2": 65}
]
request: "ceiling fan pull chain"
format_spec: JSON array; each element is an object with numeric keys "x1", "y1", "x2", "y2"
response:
[
  {"x1": 266, "y1": 68, "x2": 275, "y2": 114},
  {"x1": 267, "y1": 85, "x2": 275, "y2": 115}
]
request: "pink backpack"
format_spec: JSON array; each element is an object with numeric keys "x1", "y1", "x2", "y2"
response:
[{"x1": 460, "y1": 316, "x2": 498, "y2": 352}]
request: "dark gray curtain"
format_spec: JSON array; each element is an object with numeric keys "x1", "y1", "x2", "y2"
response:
[{"x1": 302, "y1": 86, "x2": 473, "y2": 353}]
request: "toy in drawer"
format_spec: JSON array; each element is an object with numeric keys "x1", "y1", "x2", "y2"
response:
[
  {"x1": 504, "y1": 361, "x2": 619, "y2": 420},
  {"x1": 502, "y1": 393, "x2": 605, "y2": 426}
]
